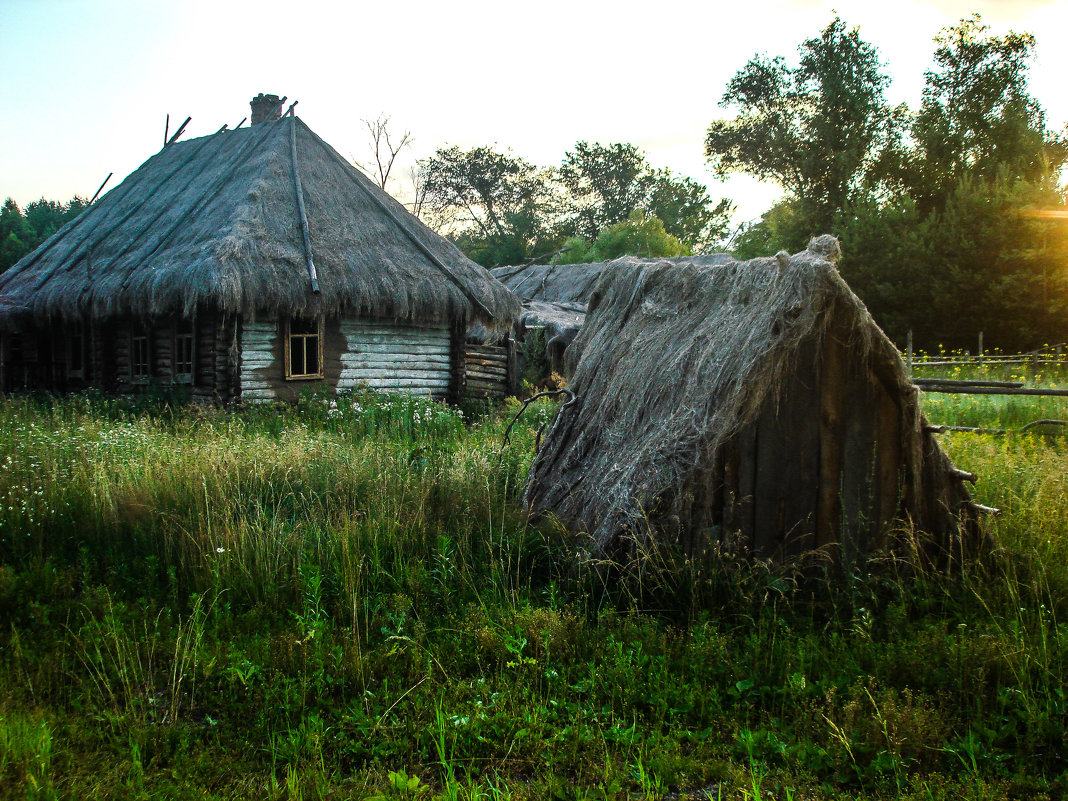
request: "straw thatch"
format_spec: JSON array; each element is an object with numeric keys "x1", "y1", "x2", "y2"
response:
[
  {"x1": 490, "y1": 256, "x2": 735, "y2": 374},
  {"x1": 0, "y1": 116, "x2": 519, "y2": 331},
  {"x1": 524, "y1": 236, "x2": 978, "y2": 561}
]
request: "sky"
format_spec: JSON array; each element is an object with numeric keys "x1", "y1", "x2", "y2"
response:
[{"x1": 2, "y1": 0, "x2": 1067, "y2": 229}]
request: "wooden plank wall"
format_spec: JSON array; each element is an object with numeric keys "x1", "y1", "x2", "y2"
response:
[
  {"x1": 339, "y1": 320, "x2": 452, "y2": 399},
  {"x1": 465, "y1": 343, "x2": 512, "y2": 400},
  {"x1": 240, "y1": 319, "x2": 277, "y2": 402},
  {"x1": 700, "y1": 317, "x2": 904, "y2": 563}
]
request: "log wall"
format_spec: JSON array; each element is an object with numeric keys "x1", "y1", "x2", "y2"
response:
[
  {"x1": 340, "y1": 320, "x2": 452, "y2": 399},
  {"x1": 464, "y1": 342, "x2": 514, "y2": 401},
  {"x1": 237, "y1": 316, "x2": 454, "y2": 402}
]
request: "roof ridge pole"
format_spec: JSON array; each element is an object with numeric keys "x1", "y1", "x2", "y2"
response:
[{"x1": 289, "y1": 110, "x2": 320, "y2": 294}]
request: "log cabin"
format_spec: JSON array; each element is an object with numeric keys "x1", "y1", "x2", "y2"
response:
[
  {"x1": 524, "y1": 237, "x2": 982, "y2": 564},
  {"x1": 0, "y1": 94, "x2": 519, "y2": 403}
]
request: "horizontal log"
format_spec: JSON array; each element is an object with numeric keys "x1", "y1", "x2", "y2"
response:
[
  {"x1": 342, "y1": 353, "x2": 451, "y2": 365},
  {"x1": 466, "y1": 363, "x2": 507, "y2": 374},
  {"x1": 340, "y1": 371, "x2": 450, "y2": 383},
  {"x1": 466, "y1": 380, "x2": 506, "y2": 392},
  {"x1": 973, "y1": 503, "x2": 1001, "y2": 517},
  {"x1": 465, "y1": 355, "x2": 509, "y2": 367},
  {"x1": 950, "y1": 468, "x2": 978, "y2": 484},
  {"x1": 918, "y1": 386, "x2": 1068, "y2": 397},
  {"x1": 342, "y1": 379, "x2": 451, "y2": 390},
  {"x1": 241, "y1": 380, "x2": 273, "y2": 391},
  {"x1": 347, "y1": 339, "x2": 450, "y2": 351},
  {"x1": 466, "y1": 370, "x2": 507, "y2": 383},
  {"x1": 343, "y1": 322, "x2": 447, "y2": 334},
  {"x1": 465, "y1": 347, "x2": 508, "y2": 359},
  {"x1": 913, "y1": 378, "x2": 1023, "y2": 389},
  {"x1": 349, "y1": 347, "x2": 450, "y2": 358}
]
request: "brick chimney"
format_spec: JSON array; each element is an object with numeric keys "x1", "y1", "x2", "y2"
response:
[{"x1": 250, "y1": 93, "x2": 283, "y2": 125}]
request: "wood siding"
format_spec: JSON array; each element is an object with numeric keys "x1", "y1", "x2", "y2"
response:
[
  {"x1": 465, "y1": 343, "x2": 513, "y2": 400},
  {"x1": 695, "y1": 312, "x2": 904, "y2": 562},
  {"x1": 340, "y1": 320, "x2": 452, "y2": 399},
  {"x1": 236, "y1": 316, "x2": 454, "y2": 402}
]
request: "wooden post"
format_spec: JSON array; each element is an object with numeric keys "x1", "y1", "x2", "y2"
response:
[
  {"x1": 1031, "y1": 351, "x2": 1039, "y2": 383},
  {"x1": 977, "y1": 332, "x2": 983, "y2": 365},
  {"x1": 1057, "y1": 344, "x2": 1063, "y2": 366},
  {"x1": 906, "y1": 330, "x2": 913, "y2": 376}
]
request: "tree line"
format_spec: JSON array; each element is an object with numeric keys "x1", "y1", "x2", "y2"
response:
[
  {"x1": 413, "y1": 141, "x2": 732, "y2": 267},
  {"x1": 707, "y1": 15, "x2": 1068, "y2": 351},
  {"x1": 0, "y1": 196, "x2": 88, "y2": 273},
  {"x1": 4, "y1": 14, "x2": 1065, "y2": 350}
]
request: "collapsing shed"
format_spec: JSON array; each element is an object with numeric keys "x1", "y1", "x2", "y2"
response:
[
  {"x1": 0, "y1": 94, "x2": 519, "y2": 403},
  {"x1": 524, "y1": 237, "x2": 980, "y2": 563},
  {"x1": 492, "y1": 255, "x2": 733, "y2": 377}
]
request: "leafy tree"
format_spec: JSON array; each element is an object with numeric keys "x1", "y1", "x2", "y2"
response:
[
  {"x1": 555, "y1": 211, "x2": 690, "y2": 264},
  {"x1": 0, "y1": 199, "x2": 32, "y2": 273},
  {"x1": 0, "y1": 195, "x2": 88, "y2": 273},
  {"x1": 705, "y1": 17, "x2": 899, "y2": 240},
  {"x1": 559, "y1": 142, "x2": 651, "y2": 240},
  {"x1": 905, "y1": 15, "x2": 1067, "y2": 213},
  {"x1": 417, "y1": 146, "x2": 562, "y2": 267},
  {"x1": 560, "y1": 141, "x2": 730, "y2": 249}
]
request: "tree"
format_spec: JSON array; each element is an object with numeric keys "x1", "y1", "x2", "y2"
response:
[
  {"x1": 417, "y1": 146, "x2": 562, "y2": 267},
  {"x1": 0, "y1": 198, "x2": 32, "y2": 273},
  {"x1": 359, "y1": 113, "x2": 413, "y2": 192},
  {"x1": 705, "y1": 17, "x2": 899, "y2": 240},
  {"x1": 560, "y1": 141, "x2": 731, "y2": 250},
  {"x1": 906, "y1": 15, "x2": 1067, "y2": 213},
  {"x1": 556, "y1": 210, "x2": 690, "y2": 264},
  {"x1": 0, "y1": 195, "x2": 88, "y2": 274},
  {"x1": 559, "y1": 142, "x2": 652, "y2": 240}
]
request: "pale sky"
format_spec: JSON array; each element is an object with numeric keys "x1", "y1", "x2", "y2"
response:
[{"x1": 2, "y1": 0, "x2": 1067, "y2": 229}]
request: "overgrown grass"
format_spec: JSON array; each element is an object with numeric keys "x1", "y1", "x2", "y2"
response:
[{"x1": 0, "y1": 386, "x2": 1065, "y2": 799}]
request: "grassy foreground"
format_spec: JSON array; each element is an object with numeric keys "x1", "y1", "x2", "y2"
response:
[{"x1": 0, "y1": 387, "x2": 1066, "y2": 800}]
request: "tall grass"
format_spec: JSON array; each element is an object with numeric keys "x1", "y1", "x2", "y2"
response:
[{"x1": 0, "y1": 387, "x2": 1064, "y2": 799}]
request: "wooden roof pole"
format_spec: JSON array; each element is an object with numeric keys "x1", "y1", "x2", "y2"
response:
[{"x1": 288, "y1": 104, "x2": 320, "y2": 294}]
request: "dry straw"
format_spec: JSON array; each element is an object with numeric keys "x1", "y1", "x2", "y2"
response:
[
  {"x1": 0, "y1": 117, "x2": 519, "y2": 331},
  {"x1": 524, "y1": 236, "x2": 977, "y2": 559}
]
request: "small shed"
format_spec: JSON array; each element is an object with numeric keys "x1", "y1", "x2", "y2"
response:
[
  {"x1": 524, "y1": 237, "x2": 979, "y2": 563},
  {"x1": 493, "y1": 255, "x2": 733, "y2": 377},
  {"x1": 0, "y1": 94, "x2": 519, "y2": 403}
]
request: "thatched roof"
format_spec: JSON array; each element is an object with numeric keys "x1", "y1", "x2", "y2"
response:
[
  {"x1": 0, "y1": 116, "x2": 519, "y2": 330},
  {"x1": 491, "y1": 254, "x2": 733, "y2": 304},
  {"x1": 487, "y1": 255, "x2": 733, "y2": 358},
  {"x1": 524, "y1": 237, "x2": 974, "y2": 555}
]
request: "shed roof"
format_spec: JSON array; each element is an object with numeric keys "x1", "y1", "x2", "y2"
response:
[
  {"x1": 523, "y1": 237, "x2": 971, "y2": 553},
  {"x1": 0, "y1": 115, "x2": 519, "y2": 329}
]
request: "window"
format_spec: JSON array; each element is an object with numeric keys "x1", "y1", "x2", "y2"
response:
[
  {"x1": 174, "y1": 320, "x2": 194, "y2": 384},
  {"x1": 132, "y1": 332, "x2": 150, "y2": 382},
  {"x1": 285, "y1": 316, "x2": 323, "y2": 380},
  {"x1": 68, "y1": 327, "x2": 85, "y2": 378}
]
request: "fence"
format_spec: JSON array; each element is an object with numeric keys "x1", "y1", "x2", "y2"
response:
[{"x1": 904, "y1": 331, "x2": 1067, "y2": 372}]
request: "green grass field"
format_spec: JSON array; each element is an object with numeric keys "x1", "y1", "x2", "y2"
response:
[{"x1": 0, "y1": 382, "x2": 1065, "y2": 800}]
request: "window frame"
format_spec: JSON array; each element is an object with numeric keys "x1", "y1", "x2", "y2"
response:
[
  {"x1": 284, "y1": 316, "x2": 324, "y2": 381},
  {"x1": 173, "y1": 319, "x2": 195, "y2": 385},
  {"x1": 131, "y1": 329, "x2": 151, "y2": 384},
  {"x1": 67, "y1": 325, "x2": 86, "y2": 379}
]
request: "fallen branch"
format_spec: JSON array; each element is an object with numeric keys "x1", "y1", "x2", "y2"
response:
[
  {"x1": 950, "y1": 468, "x2": 978, "y2": 484},
  {"x1": 1017, "y1": 419, "x2": 1068, "y2": 433},
  {"x1": 924, "y1": 424, "x2": 1007, "y2": 435},
  {"x1": 500, "y1": 388, "x2": 576, "y2": 454}
]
